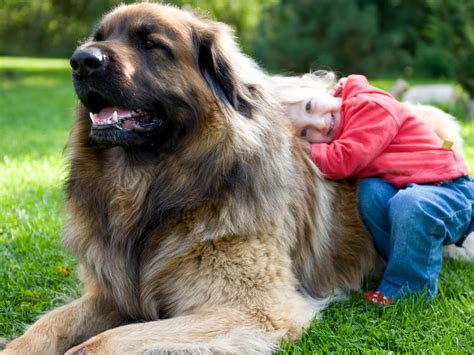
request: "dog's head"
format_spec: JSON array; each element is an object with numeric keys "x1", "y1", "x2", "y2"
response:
[{"x1": 70, "y1": 3, "x2": 256, "y2": 149}]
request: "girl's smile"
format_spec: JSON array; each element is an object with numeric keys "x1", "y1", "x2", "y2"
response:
[{"x1": 285, "y1": 89, "x2": 342, "y2": 144}]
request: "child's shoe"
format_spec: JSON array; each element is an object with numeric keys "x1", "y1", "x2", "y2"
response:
[{"x1": 364, "y1": 290, "x2": 393, "y2": 305}]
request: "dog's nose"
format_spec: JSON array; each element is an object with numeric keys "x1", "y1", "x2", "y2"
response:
[{"x1": 70, "y1": 47, "x2": 108, "y2": 76}]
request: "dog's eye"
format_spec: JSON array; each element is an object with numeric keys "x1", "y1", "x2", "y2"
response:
[
  {"x1": 93, "y1": 32, "x2": 104, "y2": 42},
  {"x1": 142, "y1": 39, "x2": 174, "y2": 59},
  {"x1": 305, "y1": 101, "x2": 311, "y2": 113},
  {"x1": 144, "y1": 39, "x2": 155, "y2": 49},
  {"x1": 143, "y1": 39, "x2": 167, "y2": 51}
]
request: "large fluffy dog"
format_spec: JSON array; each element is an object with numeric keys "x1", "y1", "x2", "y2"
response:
[{"x1": 4, "y1": 3, "x2": 379, "y2": 354}]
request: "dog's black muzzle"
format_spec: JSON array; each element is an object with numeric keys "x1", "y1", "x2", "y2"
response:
[{"x1": 70, "y1": 47, "x2": 109, "y2": 78}]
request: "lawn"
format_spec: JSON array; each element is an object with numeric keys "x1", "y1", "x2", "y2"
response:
[{"x1": 0, "y1": 57, "x2": 473, "y2": 353}]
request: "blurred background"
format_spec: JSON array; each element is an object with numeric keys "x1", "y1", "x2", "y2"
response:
[{"x1": 0, "y1": 0, "x2": 473, "y2": 95}]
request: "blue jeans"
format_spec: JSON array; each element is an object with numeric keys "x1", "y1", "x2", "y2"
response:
[{"x1": 358, "y1": 176, "x2": 474, "y2": 300}]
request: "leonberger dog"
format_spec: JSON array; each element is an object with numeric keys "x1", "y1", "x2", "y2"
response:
[{"x1": 3, "y1": 3, "x2": 379, "y2": 354}]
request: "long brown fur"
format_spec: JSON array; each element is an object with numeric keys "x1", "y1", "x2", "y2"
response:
[{"x1": 3, "y1": 3, "x2": 379, "y2": 354}]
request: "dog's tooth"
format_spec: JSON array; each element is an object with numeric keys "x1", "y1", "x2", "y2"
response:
[
  {"x1": 89, "y1": 112, "x2": 94, "y2": 121},
  {"x1": 112, "y1": 111, "x2": 119, "y2": 122}
]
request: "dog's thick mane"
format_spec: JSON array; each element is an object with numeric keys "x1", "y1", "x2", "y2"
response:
[
  {"x1": 64, "y1": 8, "x2": 376, "y2": 317},
  {"x1": 185, "y1": 19, "x2": 377, "y2": 296}
]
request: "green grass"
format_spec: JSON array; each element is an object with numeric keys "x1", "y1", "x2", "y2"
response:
[
  {"x1": 1, "y1": 57, "x2": 473, "y2": 352},
  {"x1": 0, "y1": 57, "x2": 79, "y2": 336}
]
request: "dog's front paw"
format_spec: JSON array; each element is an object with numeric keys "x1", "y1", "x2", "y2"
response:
[
  {"x1": 65, "y1": 329, "x2": 132, "y2": 355},
  {"x1": 66, "y1": 345, "x2": 89, "y2": 355},
  {"x1": 66, "y1": 347, "x2": 89, "y2": 355},
  {"x1": 0, "y1": 342, "x2": 24, "y2": 355},
  {"x1": 65, "y1": 336, "x2": 105, "y2": 355}
]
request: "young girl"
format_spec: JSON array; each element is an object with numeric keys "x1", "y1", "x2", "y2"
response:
[{"x1": 272, "y1": 72, "x2": 474, "y2": 305}]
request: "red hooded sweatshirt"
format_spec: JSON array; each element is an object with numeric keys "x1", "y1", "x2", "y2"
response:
[{"x1": 311, "y1": 75, "x2": 468, "y2": 188}]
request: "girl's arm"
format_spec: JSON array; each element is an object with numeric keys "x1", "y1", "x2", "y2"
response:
[{"x1": 311, "y1": 98, "x2": 399, "y2": 179}]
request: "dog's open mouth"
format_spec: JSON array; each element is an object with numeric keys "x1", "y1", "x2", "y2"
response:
[
  {"x1": 85, "y1": 91, "x2": 163, "y2": 133},
  {"x1": 89, "y1": 107, "x2": 162, "y2": 132},
  {"x1": 81, "y1": 91, "x2": 168, "y2": 146}
]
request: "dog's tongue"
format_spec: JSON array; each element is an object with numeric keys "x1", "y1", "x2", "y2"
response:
[{"x1": 91, "y1": 107, "x2": 132, "y2": 125}]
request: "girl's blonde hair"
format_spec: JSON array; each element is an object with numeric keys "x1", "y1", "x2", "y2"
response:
[{"x1": 270, "y1": 70, "x2": 338, "y2": 105}]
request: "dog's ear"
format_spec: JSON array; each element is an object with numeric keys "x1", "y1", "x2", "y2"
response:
[{"x1": 194, "y1": 25, "x2": 252, "y2": 118}]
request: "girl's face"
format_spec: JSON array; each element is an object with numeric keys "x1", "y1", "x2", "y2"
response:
[{"x1": 285, "y1": 89, "x2": 342, "y2": 144}]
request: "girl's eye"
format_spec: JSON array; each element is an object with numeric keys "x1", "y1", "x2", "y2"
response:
[{"x1": 305, "y1": 101, "x2": 311, "y2": 113}]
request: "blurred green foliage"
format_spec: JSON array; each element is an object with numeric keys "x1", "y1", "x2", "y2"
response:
[{"x1": 0, "y1": 0, "x2": 473, "y2": 95}]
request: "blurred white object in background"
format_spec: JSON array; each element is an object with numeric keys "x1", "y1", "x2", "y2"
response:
[
  {"x1": 402, "y1": 84, "x2": 459, "y2": 107},
  {"x1": 443, "y1": 232, "x2": 474, "y2": 261}
]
